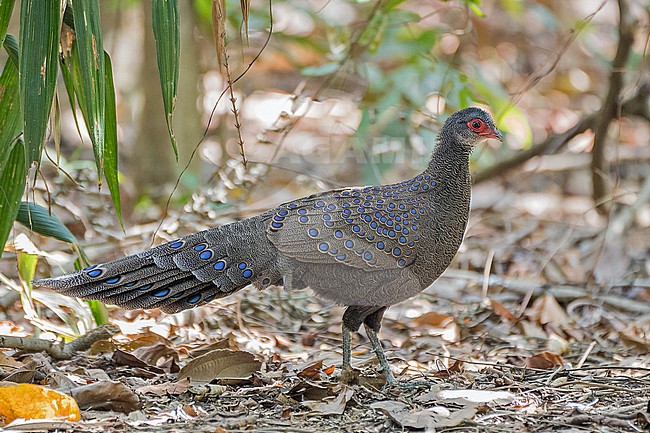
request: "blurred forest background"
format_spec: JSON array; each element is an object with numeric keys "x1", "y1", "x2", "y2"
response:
[{"x1": 0, "y1": 0, "x2": 649, "y2": 430}]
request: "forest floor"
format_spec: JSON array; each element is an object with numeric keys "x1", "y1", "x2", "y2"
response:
[{"x1": 1, "y1": 152, "x2": 649, "y2": 433}]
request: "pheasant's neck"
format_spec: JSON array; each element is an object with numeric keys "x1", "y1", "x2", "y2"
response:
[{"x1": 423, "y1": 140, "x2": 472, "y2": 190}]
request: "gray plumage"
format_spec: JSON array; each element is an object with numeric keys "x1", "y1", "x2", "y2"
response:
[{"x1": 35, "y1": 107, "x2": 502, "y2": 385}]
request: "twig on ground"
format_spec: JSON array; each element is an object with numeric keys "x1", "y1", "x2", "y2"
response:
[
  {"x1": 575, "y1": 341, "x2": 597, "y2": 369},
  {"x1": 0, "y1": 324, "x2": 120, "y2": 360}
]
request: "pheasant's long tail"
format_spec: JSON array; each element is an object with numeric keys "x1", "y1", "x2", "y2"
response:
[{"x1": 34, "y1": 218, "x2": 281, "y2": 313}]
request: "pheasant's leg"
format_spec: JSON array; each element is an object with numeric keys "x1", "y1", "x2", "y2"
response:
[
  {"x1": 341, "y1": 306, "x2": 378, "y2": 384},
  {"x1": 342, "y1": 325, "x2": 352, "y2": 370},
  {"x1": 340, "y1": 325, "x2": 358, "y2": 383},
  {"x1": 364, "y1": 324, "x2": 397, "y2": 386}
]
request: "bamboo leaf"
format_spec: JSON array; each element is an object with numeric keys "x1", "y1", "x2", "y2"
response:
[
  {"x1": 0, "y1": 141, "x2": 26, "y2": 257},
  {"x1": 152, "y1": 0, "x2": 180, "y2": 159},
  {"x1": 0, "y1": 0, "x2": 15, "y2": 47},
  {"x1": 19, "y1": 0, "x2": 59, "y2": 168},
  {"x1": 60, "y1": 25, "x2": 123, "y2": 227},
  {"x1": 16, "y1": 201, "x2": 78, "y2": 244},
  {"x1": 0, "y1": 46, "x2": 21, "y2": 163},
  {"x1": 103, "y1": 52, "x2": 123, "y2": 228},
  {"x1": 58, "y1": 25, "x2": 85, "y2": 144},
  {"x1": 17, "y1": 250, "x2": 37, "y2": 287},
  {"x1": 70, "y1": 0, "x2": 105, "y2": 180},
  {"x1": 3, "y1": 33, "x2": 18, "y2": 67}
]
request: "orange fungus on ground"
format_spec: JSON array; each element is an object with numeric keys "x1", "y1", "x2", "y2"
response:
[{"x1": 0, "y1": 383, "x2": 80, "y2": 424}]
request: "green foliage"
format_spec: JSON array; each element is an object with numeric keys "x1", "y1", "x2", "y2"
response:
[
  {"x1": 103, "y1": 53, "x2": 123, "y2": 228},
  {"x1": 3, "y1": 33, "x2": 17, "y2": 66},
  {"x1": 19, "y1": 0, "x2": 59, "y2": 168},
  {"x1": 17, "y1": 249, "x2": 37, "y2": 291},
  {"x1": 16, "y1": 202, "x2": 78, "y2": 244},
  {"x1": 0, "y1": 0, "x2": 134, "y2": 257},
  {"x1": 70, "y1": 0, "x2": 106, "y2": 177},
  {"x1": 288, "y1": 0, "x2": 523, "y2": 181},
  {"x1": 465, "y1": 0, "x2": 485, "y2": 17},
  {"x1": 0, "y1": 141, "x2": 26, "y2": 254},
  {"x1": 0, "y1": 39, "x2": 20, "y2": 161},
  {"x1": 0, "y1": 0, "x2": 15, "y2": 46},
  {"x1": 152, "y1": 0, "x2": 180, "y2": 159}
]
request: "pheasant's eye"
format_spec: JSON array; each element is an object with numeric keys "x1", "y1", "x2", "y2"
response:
[{"x1": 469, "y1": 119, "x2": 484, "y2": 131}]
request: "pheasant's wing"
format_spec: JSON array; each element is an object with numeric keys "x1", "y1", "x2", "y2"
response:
[{"x1": 267, "y1": 175, "x2": 436, "y2": 271}]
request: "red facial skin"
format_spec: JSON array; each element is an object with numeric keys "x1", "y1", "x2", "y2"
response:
[{"x1": 467, "y1": 118, "x2": 503, "y2": 141}]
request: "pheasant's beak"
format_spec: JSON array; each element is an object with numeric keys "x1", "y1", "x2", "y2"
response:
[{"x1": 480, "y1": 128, "x2": 503, "y2": 141}]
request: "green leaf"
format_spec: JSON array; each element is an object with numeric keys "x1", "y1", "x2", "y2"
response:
[
  {"x1": 302, "y1": 62, "x2": 340, "y2": 77},
  {"x1": 0, "y1": 0, "x2": 15, "y2": 47},
  {"x1": 16, "y1": 201, "x2": 78, "y2": 244},
  {"x1": 58, "y1": 32, "x2": 85, "y2": 142},
  {"x1": 70, "y1": 0, "x2": 106, "y2": 179},
  {"x1": 0, "y1": 46, "x2": 21, "y2": 163},
  {"x1": 0, "y1": 140, "x2": 26, "y2": 257},
  {"x1": 103, "y1": 52, "x2": 123, "y2": 228},
  {"x1": 152, "y1": 0, "x2": 180, "y2": 159},
  {"x1": 384, "y1": 0, "x2": 408, "y2": 10},
  {"x1": 3, "y1": 33, "x2": 18, "y2": 67},
  {"x1": 467, "y1": 0, "x2": 486, "y2": 17},
  {"x1": 17, "y1": 251, "x2": 37, "y2": 287},
  {"x1": 19, "y1": 0, "x2": 59, "y2": 168},
  {"x1": 359, "y1": 11, "x2": 388, "y2": 52},
  {"x1": 87, "y1": 300, "x2": 109, "y2": 325}
]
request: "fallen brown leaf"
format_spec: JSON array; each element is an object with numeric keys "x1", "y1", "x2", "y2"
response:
[
  {"x1": 527, "y1": 294, "x2": 570, "y2": 327},
  {"x1": 412, "y1": 311, "x2": 455, "y2": 328},
  {"x1": 302, "y1": 385, "x2": 353, "y2": 415},
  {"x1": 297, "y1": 360, "x2": 323, "y2": 380},
  {"x1": 132, "y1": 343, "x2": 179, "y2": 373},
  {"x1": 70, "y1": 380, "x2": 140, "y2": 413},
  {"x1": 178, "y1": 349, "x2": 261, "y2": 383},
  {"x1": 488, "y1": 299, "x2": 516, "y2": 320},
  {"x1": 112, "y1": 349, "x2": 164, "y2": 374},
  {"x1": 371, "y1": 400, "x2": 477, "y2": 429},
  {"x1": 523, "y1": 351, "x2": 565, "y2": 369}
]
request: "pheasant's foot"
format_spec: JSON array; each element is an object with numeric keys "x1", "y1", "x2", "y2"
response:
[{"x1": 340, "y1": 365, "x2": 360, "y2": 384}]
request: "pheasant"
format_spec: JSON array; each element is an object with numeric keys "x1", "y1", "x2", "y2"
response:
[{"x1": 35, "y1": 107, "x2": 502, "y2": 385}]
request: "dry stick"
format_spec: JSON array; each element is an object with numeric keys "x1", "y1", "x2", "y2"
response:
[
  {"x1": 575, "y1": 341, "x2": 596, "y2": 369},
  {"x1": 481, "y1": 249, "x2": 495, "y2": 301},
  {"x1": 591, "y1": 0, "x2": 636, "y2": 215},
  {"x1": 224, "y1": 50, "x2": 247, "y2": 168},
  {"x1": 601, "y1": 402, "x2": 649, "y2": 418},
  {"x1": 0, "y1": 324, "x2": 120, "y2": 360}
]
